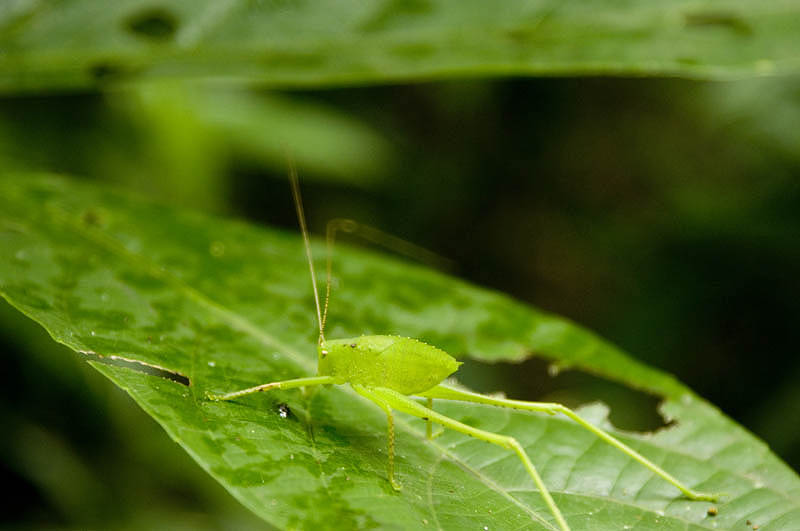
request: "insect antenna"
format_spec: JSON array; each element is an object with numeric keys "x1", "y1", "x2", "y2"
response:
[
  {"x1": 288, "y1": 157, "x2": 326, "y2": 344},
  {"x1": 321, "y1": 219, "x2": 454, "y2": 334},
  {"x1": 320, "y1": 219, "x2": 350, "y2": 335}
]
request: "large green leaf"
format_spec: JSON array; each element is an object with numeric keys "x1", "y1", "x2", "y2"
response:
[
  {"x1": 1, "y1": 174, "x2": 798, "y2": 530},
  {"x1": 1, "y1": 0, "x2": 799, "y2": 92}
]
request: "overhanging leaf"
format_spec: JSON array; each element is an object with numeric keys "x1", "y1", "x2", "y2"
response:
[
  {"x1": 1, "y1": 0, "x2": 799, "y2": 92},
  {"x1": 1, "y1": 174, "x2": 798, "y2": 530},
  {"x1": 117, "y1": 84, "x2": 394, "y2": 186}
]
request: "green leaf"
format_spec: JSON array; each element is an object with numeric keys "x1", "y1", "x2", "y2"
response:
[
  {"x1": 1, "y1": 0, "x2": 799, "y2": 92},
  {"x1": 1, "y1": 173, "x2": 798, "y2": 530}
]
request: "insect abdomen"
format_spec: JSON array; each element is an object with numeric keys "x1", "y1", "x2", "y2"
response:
[{"x1": 318, "y1": 335, "x2": 461, "y2": 395}]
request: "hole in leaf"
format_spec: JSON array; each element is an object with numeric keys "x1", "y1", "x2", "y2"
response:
[
  {"x1": 80, "y1": 350, "x2": 189, "y2": 386},
  {"x1": 125, "y1": 8, "x2": 179, "y2": 40},
  {"x1": 456, "y1": 357, "x2": 669, "y2": 432}
]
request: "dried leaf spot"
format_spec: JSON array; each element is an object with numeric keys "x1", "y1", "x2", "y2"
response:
[
  {"x1": 506, "y1": 26, "x2": 539, "y2": 45},
  {"x1": 359, "y1": 0, "x2": 432, "y2": 33},
  {"x1": 683, "y1": 11, "x2": 753, "y2": 36},
  {"x1": 81, "y1": 207, "x2": 109, "y2": 228},
  {"x1": 88, "y1": 62, "x2": 125, "y2": 82},
  {"x1": 82, "y1": 209, "x2": 100, "y2": 226},
  {"x1": 79, "y1": 349, "x2": 190, "y2": 386},
  {"x1": 389, "y1": 42, "x2": 436, "y2": 60},
  {"x1": 126, "y1": 8, "x2": 179, "y2": 40},
  {"x1": 209, "y1": 241, "x2": 226, "y2": 257}
]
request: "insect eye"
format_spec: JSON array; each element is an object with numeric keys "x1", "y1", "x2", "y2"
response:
[{"x1": 350, "y1": 343, "x2": 357, "y2": 348}]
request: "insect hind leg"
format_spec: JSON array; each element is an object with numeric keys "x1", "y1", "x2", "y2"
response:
[
  {"x1": 424, "y1": 397, "x2": 444, "y2": 439},
  {"x1": 419, "y1": 384, "x2": 721, "y2": 503},
  {"x1": 353, "y1": 384, "x2": 569, "y2": 531}
]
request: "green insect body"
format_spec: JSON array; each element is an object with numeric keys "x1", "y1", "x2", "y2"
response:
[
  {"x1": 207, "y1": 161, "x2": 721, "y2": 531},
  {"x1": 319, "y1": 335, "x2": 461, "y2": 394}
]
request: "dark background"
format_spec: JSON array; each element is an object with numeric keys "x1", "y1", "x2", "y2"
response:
[{"x1": 1, "y1": 77, "x2": 798, "y2": 528}]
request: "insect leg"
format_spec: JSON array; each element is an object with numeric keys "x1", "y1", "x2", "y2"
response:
[
  {"x1": 419, "y1": 384, "x2": 720, "y2": 502},
  {"x1": 386, "y1": 408, "x2": 401, "y2": 490},
  {"x1": 423, "y1": 397, "x2": 444, "y2": 440},
  {"x1": 352, "y1": 385, "x2": 403, "y2": 490},
  {"x1": 353, "y1": 385, "x2": 569, "y2": 531},
  {"x1": 206, "y1": 375, "x2": 335, "y2": 401}
]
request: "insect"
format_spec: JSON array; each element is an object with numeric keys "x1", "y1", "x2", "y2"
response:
[{"x1": 207, "y1": 162, "x2": 720, "y2": 531}]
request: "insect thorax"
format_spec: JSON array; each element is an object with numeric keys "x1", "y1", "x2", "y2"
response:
[{"x1": 317, "y1": 335, "x2": 461, "y2": 395}]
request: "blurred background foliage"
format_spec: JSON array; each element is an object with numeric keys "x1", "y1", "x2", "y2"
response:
[{"x1": 1, "y1": 76, "x2": 799, "y2": 528}]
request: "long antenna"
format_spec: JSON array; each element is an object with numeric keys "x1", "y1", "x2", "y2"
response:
[
  {"x1": 288, "y1": 157, "x2": 326, "y2": 344},
  {"x1": 322, "y1": 220, "x2": 350, "y2": 334},
  {"x1": 321, "y1": 219, "x2": 454, "y2": 333}
]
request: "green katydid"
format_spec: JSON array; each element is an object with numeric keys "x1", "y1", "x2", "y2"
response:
[{"x1": 208, "y1": 163, "x2": 720, "y2": 531}]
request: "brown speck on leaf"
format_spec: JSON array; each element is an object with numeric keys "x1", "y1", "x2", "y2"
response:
[
  {"x1": 82, "y1": 209, "x2": 101, "y2": 226},
  {"x1": 707, "y1": 507, "x2": 718, "y2": 516}
]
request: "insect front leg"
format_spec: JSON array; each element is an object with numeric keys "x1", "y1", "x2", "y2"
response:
[
  {"x1": 419, "y1": 384, "x2": 722, "y2": 503},
  {"x1": 354, "y1": 385, "x2": 569, "y2": 531},
  {"x1": 206, "y1": 375, "x2": 335, "y2": 401}
]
